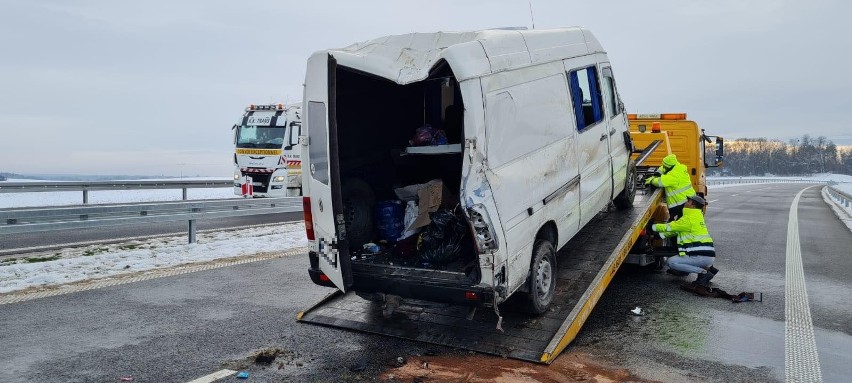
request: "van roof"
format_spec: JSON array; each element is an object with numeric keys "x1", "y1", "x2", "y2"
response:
[{"x1": 323, "y1": 27, "x2": 604, "y2": 84}]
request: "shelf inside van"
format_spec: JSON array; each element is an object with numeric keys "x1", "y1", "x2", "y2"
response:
[{"x1": 403, "y1": 144, "x2": 462, "y2": 155}]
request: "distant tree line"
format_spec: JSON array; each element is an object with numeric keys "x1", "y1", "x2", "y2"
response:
[{"x1": 708, "y1": 134, "x2": 852, "y2": 176}]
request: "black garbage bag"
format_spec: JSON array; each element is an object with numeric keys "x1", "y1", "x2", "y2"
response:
[{"x1": 417, "y1": 209, "x2": 471, "y2": 267}]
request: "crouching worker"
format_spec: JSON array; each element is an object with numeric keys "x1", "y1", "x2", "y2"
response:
[{"x1": 652, "y1": 195, "x2": 719, "y2": 286}]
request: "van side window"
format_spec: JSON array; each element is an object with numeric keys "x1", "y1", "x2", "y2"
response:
[
  {"x1": 308, "y1": 101, "x2": 329, "y2": 184},
  {"x1": 568, "y1": 66, "x2": 603, "y2": 131},
  {"x1": 602, "y1": 67, "x2": 621, "y2": 118}
]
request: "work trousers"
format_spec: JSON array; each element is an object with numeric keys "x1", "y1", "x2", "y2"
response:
[{"x1": 667, "y1": 255, "x2": 714, "y2": 274}]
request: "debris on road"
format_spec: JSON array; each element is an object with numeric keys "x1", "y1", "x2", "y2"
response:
[
  {"x1": 118, "y1": 376, "x2": 134, "y2": 382},
  {"x1": 380, "y1": 352, "x2": 654, "y2": 382},
  {"x1": 254, "y1": 348, "x2": 286, "y2": 365},
  {"x1": 630, "y1": 307, "x2": 644, "y2": 316},
  {"x1": 349, "y1": 360, "x2": 367, "y2": 372},
  {"x1": 236, "y1": 371, "x2": 250, "y2": 379}
]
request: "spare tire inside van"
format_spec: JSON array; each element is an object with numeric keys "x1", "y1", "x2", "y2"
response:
[{"x1": 342, "y1": 178, "x2": 375, "y2": 249}]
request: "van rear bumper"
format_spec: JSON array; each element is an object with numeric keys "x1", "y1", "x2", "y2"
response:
[{"x1": 308, "y1": 251, "x2": 493, "y2": 306}]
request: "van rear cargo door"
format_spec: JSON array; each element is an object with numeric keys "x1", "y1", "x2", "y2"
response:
[{"x1": 304, "y1": 53, "x2": 352, "y2": 292}]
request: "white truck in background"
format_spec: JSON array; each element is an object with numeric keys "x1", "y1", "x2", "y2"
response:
[{"x1": 232, "y1": 103, "x2": 303, "y2": 197}]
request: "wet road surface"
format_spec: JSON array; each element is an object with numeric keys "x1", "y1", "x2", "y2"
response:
[{"x1": 0, "y1": 183, "x2": 850, "y2": 382}]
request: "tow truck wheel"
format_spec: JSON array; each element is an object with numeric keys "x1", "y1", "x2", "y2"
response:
[
  {"x1": 614, "y1": 160, "x2": 637, "y2": 210},
  {"x1": 525, "y1": 239, "x2": 557, "y2": 315}
]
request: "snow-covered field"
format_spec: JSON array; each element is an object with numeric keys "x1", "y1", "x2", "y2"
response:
[{"x1": 0, "y1": 177, "x2": 236, "y2": 208}]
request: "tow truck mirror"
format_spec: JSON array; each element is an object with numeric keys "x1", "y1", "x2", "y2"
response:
[{"x1": 714, "y1": 137, "x2": 724, "y2": 167}]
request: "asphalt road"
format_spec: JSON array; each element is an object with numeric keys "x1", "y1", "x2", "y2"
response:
[
  {"x1": 0, "y1": 212, "x2": 304, "y2": 255},
  {"x1": 0, "y1": 183, "x2": 850, "y2": 382}
]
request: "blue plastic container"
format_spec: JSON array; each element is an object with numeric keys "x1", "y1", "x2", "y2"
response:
[{"x1": 375, "y1": 200, "x2": 405, "y2": 243}]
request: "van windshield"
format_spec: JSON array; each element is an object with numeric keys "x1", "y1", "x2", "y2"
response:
[{"x1": 236, "y1": 126, "x2": 286, "y2": 149}]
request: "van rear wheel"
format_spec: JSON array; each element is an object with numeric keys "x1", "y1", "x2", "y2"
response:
[{"x1": 524, "y1": 239, "x2": 557, "y2": 315}]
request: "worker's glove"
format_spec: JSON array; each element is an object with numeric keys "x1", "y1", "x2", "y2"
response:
[
  {"x1": 678, "y1": 253, "x2": 687, "y2": 257},
  {"x1": 658, "y1": 232, "x2": 666, "y2": 240},
  {"x1": 644, "y1": 177, "x2": 656, "y2": 186}
]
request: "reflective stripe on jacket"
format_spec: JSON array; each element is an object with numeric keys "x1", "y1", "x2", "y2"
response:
[
  {"x1": 653, "y1": 207, "x2": 715, "y2": 257},
  {"x1": 650, "y1": 163, "x2": 696, "y2": 208}
]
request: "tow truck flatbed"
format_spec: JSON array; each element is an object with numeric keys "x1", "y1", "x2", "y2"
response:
[{"x1": 298, "y1": 189, "x2": 662, "y2": 364}]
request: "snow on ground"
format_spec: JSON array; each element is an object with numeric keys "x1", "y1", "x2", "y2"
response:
[
  {"x1": 822, "y1": 188, "x2": 852, "y2": 232},
  {"x1": 1, "y1": 177, "x2": 236, "y2": 208},
  {"x1": 0, "y1": 223, "x2": 307, "y2": 294}
]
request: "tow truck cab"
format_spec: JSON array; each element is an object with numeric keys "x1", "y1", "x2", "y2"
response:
[
  {"x1": 628, "y1": 113, "x2": 724, "y2": 197},
  {"x1": 232, "y1": 103, "x2": 303, "y2": 197}
]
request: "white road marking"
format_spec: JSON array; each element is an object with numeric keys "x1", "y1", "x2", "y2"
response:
[
  {"x1": 708, "y1": 199, "x2": 719, "y2": 203},
  {"x1": 186, "y1": 369, "x2": 236, "y2": 383},
  {"x1": 731, "y1": 194, "x2": 739, "y2": 197},
  {"x1": 785, "y1": 185, "x2": 824, "y2": 382}
]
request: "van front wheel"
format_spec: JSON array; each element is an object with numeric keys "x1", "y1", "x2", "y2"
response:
[
  {"x1": 613, "y1": 160, "x2": 636, "y2": 210},
  {"x1": 524, "y1": 239, "x2": 557, "y2": 315}
]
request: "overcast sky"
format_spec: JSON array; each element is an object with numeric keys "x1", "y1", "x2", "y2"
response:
[{"x1": 1, "y1": 0, "x2": 850, "y2": 176}]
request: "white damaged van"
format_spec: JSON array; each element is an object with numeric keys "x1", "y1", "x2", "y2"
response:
[{"x1": 302, "y1": 27, "x2": 636, "y2": 314}]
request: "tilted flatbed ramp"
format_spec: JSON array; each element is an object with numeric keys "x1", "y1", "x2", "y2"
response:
[{"x1": 298, "y1": 189, "x2": 662, "y2": 364}]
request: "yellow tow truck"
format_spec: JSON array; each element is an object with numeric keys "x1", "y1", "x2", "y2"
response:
[
  {"x1": 298, "y1": 112, "x2": 724, "y2": 364},
  {"x1": 628, "y1": 113, "x2": 724, "y2": 198}
]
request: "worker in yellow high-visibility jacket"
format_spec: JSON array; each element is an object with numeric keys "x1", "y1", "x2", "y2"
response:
[
  {"x1": 652, "y1": 195, "x2": 718, "y2": 286},
  {"x1": 644, "y1": 153, "x2": 697, "y2": 220}
]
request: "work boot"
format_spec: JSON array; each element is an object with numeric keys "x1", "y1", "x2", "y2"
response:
[
  {"x1": 693, "y1": 272, "x2": 714, "y2": 287},
  {"x1": 707, "y1": 266, "x2": 719, "y2": 275}
]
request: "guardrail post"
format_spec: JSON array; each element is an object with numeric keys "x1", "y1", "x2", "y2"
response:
[
  {"x1": 83, "y1": 190, "x2": 89, "y2": 204},
  {"x1": 182, "y1": 188, "x2": 188, "y2": 200},
  {"x1": 188, "y1": 219, "x2": 197, "y2": 243}
]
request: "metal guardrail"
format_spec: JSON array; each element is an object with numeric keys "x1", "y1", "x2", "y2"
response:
[
  {"x1": 827, "y1": 187, "x2": 852, "y2": 211},
  {"x1": 0, "y1": 179, "x2": 233, "y2": 204},
  {"x1": 1, "y1": 197, "x2": 301, "y2": 243},
  {"x1": 706, "y1": 178, "x2": 837, "y2": 186}
]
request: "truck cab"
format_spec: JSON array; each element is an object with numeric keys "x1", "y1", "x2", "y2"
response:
[
  {"x1": 628, "y1": 113, "x2": 724, "y2": 197},
  {"x1": 232, "y1": 103, "x2": 302, "y2": 197}
]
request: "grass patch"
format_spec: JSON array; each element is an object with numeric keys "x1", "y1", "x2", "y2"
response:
[
  {"x1": 0, "y1": 257, "x2": 19, "y2": 265},
  {"x1": 83, "y1": 247, "x2": 109, "y2": 257},
  {"x1": 25, "y1": 255, "x2": 62, "y2": 263},
  {"x1": 118, "y1": 244, "x2": 139, "y2": 251}
]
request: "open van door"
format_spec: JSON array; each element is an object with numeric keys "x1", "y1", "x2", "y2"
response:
[{"x1": 304, "y1": 53, "x2": 352, "y2": 292}]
